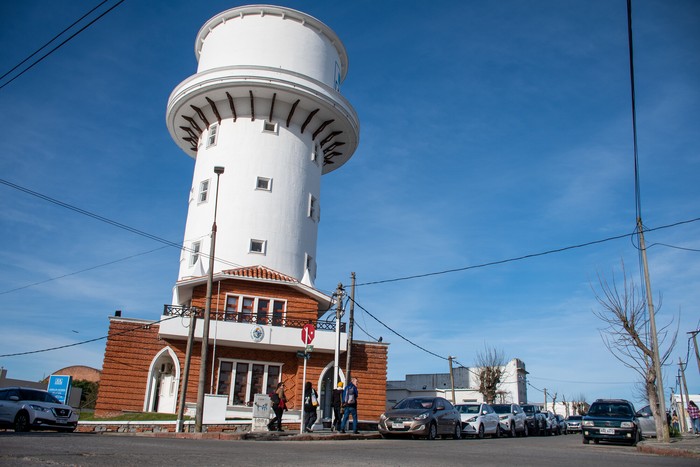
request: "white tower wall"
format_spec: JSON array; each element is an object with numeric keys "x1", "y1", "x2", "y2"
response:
[{"x1": 166, "y1": 5, "x2": 359, "y2": 291}]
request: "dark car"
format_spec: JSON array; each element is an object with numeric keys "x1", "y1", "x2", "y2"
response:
[
  {"x1": 582, "y1": 399, "x2": 641, "y2": 446},
  {"x1": 565, "y1": 415, "x2": 582, "y2": 434},
  {"x1": 378, "y1": 396, "x2": 462, "y2": 440},
  {"x1": 521, "y1": 404, "x2": 546, "y2": 436}
]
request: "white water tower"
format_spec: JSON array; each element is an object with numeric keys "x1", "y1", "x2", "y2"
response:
[{"x1": 166, "y1": 5, "x2": 359, "y2": 291}]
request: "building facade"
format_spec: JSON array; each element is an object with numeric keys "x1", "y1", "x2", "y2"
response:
[
  {"x1": 386, "y1": 359, "x2": 527, "y2": 408},
  {"x1": 95, "y1": 5, "x2": 387, "y2": 428}
]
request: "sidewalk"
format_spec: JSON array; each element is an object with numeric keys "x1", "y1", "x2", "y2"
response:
[
  {"x1": 137, "y1": 428, "x2": 381, "y2": 442},
  {"x1": 637, "y1": 435, "x2": 700, "y2": 459}
]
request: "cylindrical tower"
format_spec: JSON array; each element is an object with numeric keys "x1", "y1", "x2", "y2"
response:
[{"x1": 166, "y1": 5, "x2": 359, "y2": 289}]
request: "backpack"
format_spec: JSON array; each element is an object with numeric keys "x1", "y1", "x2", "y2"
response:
[{"x1": 344, "y1": 386, "x2": 356, "y2": 405}]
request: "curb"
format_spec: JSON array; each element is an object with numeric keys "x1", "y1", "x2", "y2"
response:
[{"x1": 637, "y1": 441, "x2": 700, "y2": 460}]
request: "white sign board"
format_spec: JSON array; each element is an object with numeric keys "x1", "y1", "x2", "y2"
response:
[{"x1": 252, "y1": 393, "x2": 272, "y2": 432}]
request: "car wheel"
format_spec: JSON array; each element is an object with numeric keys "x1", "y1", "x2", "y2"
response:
[
  {"x1": 427, "y1": 422, "x2": 438, "y2": 440},
  {"x1": 14, "y1": 411, "x2": 30, "y2": 432},
  {"x1": 510, "y1": 423, "x2": 516, "y2": 437},
  {"x1": 593, "y1": 439, "x2": 600, "y2": 444},
  {"x1": 60, "y1": 427, "x2": 76, "y2": 433},
  {"x1": 583, "y1": 438, "x2": 590, "y2": 445},
  {"x1": 631, "y1": 430, "x2": 641, "y2": 446},
  {"x1": 453, "y1": 423, "x2": 461, "y2": 440},
  {"x1": 494, "y1": 424, "x2": 502, "y2": 438},
  {"x1": 477, "y1": 424, "x2": 485, "y2": 439},
  {"x1": 523, "y1": 423, "x2": 529, "y2": 437}
]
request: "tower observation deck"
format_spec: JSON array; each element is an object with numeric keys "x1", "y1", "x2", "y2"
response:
[{"x1": 166, "y1": 5, "x2": 359, "y2": 290}]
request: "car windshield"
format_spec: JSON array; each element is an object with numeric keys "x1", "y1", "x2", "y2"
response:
[
  {"x1": 588, "y1": 403, "x2": 633, "y2": 417},
  {"x1": 394, "y1": 398, "x2": 434, "y2": 410},
  {"x1": 491, "y1": 404, "x2": 511, "y2": 414},
  {"x1": 567, "y1": 416, "x2": 582, "y2": 421},
  {"x1": 456, "y1": 404, "x2": 480, "y2": 414},
  {"x1": 521, "y1": 406, "x2": 537, "y2": 415},
  {"x1": 18, "y1": 389, "x2": 61, "y2": 404}
]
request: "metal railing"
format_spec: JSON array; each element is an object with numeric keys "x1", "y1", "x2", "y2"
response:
[{"x1": 163, "y1": 305, "x2": 345, "y2": 332}]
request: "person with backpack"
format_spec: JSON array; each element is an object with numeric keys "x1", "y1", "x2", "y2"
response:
[
  {"x1": 303, "y1": 381, "x2": 319, "y2": 432},
  {"x1": 340, "y1": 377, "x2": 359, "y2": 434},
  {"x1": 267, "y1": 382, "x2": 286, "y2": 431}
]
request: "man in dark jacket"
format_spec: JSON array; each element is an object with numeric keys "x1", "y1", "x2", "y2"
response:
[
  {"x1": 331, "y1": 381, "x2": 344, "y2": 431},
  {"x1": 340, "y1": 377, "x2": 359, "y2": 433}
]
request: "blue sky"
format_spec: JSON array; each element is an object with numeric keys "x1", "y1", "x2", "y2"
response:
[{"x1": 0, "y1": 0, "x2": 698, "y2": 407}]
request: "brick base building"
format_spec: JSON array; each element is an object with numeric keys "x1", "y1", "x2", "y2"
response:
[{"x1": 95, "y1": 266, "x2": 388, "y2": 427}]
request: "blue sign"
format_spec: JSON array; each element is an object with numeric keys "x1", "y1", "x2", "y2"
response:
[{"x1": 47, "y1": 375, "x2": 72, "y2": 404}]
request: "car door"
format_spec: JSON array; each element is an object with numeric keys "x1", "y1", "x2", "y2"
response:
[
  {"x1": 0, "y1": 389, "x2": 10, "y2": 422},
  {"x1": 434, "y1": 398, "x2": 454, "y2": 434},
  {"x1": 636, "y1": 405, "x2": 656, "y2": 437},
  {"x1": 482, "y1": 404, "x2": 497, "y2": 433}
]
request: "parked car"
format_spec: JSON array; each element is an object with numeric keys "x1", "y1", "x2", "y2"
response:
[
  {"x1": 542, "y1": 411, "x2": 559, "y2": 435},
  {"x1": 378, "y1": 396, "x2": 462, "y2": 440},
  {"x1": 492, "y1": 403, "x2": 528, "y2": 437},
  {"x1": 635, "y1": 405, "x2": 657, "y2": 438},
  {"x1": 555, "y1": 414, "x2": 567, "y2": 435},
  {"x1": 582, "y1": 399, "x2": 641, "y2": 446},
  {"x1": 521, "y1": 404, "x2": 546, "y2": 436},
  {"x1": 0, "y1": 387, "x2": 79, "y2": 432},
  {"x1": 565, "y1": 415, "x2": 583, "y2": 434},
  {"x1": 456, "y1": 403, "x2": 500, "y2": 438}
]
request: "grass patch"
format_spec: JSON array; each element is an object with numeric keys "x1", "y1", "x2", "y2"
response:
[{"x1": 79, "y1": 412, "x2": 190, "y2": 422}]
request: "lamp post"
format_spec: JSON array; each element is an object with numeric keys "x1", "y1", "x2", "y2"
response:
[{"x1": 194, "y1": 165, "x2": 224, "y2": 432}]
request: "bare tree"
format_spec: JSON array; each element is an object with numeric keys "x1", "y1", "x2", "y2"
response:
[
  {"x1": 551, "y1": 392, "x2": 558, "y2": 414},
  {"x1": 571, "y1": 393, "x2": 589, "y2": 415},
  {"x1": 593, "y1": 261, "x2": 677, "y2": 441},
  {"x1": 475, "y1": 345, "x2": 507, "y2": 404}
]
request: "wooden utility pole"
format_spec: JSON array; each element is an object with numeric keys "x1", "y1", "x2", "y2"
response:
[
  {"x1": 544, "y1": 388, "x2": 548, "y2": 411},
  {"x1": 679, "y1": 358, "x2": 691, "y2": 433},
  {"x1": 690, "y1": 330, "x2": 700, "y2": 375},
  {"x1": 345, "y1": 272, "x2": 356, "y2": 381}
]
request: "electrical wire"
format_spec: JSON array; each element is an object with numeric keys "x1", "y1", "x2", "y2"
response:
[
  {"x1": 355, "y1": 216, "x2": 700, "y2": 287},
  {"x1": 0, "y1": 0, "x2": 126, "y2": 91},
  {"x1": 0, "y1": 313, "x2": 179, "y2": 358},
  {"x1": 0, "y1": 246, "x2": 169, "y2": 295},
  {"x1": 0, "y1": 0, "x2": 111, "y2": 82}
]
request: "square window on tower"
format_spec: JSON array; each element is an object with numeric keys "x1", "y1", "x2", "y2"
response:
[
  {"x1": 250, "y1": 239, "x2": 266, "y2": 254},
  {"x1": 308, "y1": 194, "x2": 318, "y2": 221},
  {"x1": 256, "y1": 177, "x2": 272, "y2": 191},
  {"x1": 190, "y1": 241, "x2": 201, "y2": 266},
  {"x1": 262, "y1": 121, "x2": 278, "y2": 134}
]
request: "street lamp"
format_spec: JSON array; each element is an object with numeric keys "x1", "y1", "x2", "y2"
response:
[{"x1": 194, "y1": 165, "x2": 225, "y2": 432}]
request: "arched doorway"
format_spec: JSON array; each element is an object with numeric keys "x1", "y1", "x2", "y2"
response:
[
  {"x1": 144, "y1": 347, "x2": 180, "y2": 413},
  {"x1": 318, "y1": 361, "x2": 344, "y2": 428}
]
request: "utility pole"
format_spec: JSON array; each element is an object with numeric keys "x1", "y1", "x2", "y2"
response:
[
  {"x1": 448, "y1": 356, "x2": 456, "y2": 404},
  {"x1": 176, "y1": 309, "x2": 197, "y2": 433},
  {"x1": 637, "y1": 219, "x2": 669, "y2": 442},
  {"x1": 345, "y1": 272, "x2": 355, "y2": 381},
  {"x1": 544, "y1": 388, "x2": 547, "y2": 411},
  {"x1": 690, "y1": 330, "x2": 700, "y2": 375},
  {"x1": 679, "y1": 358, "x2": 690, "y2": 433},
  {"x1": 333, "y1": 283, "x2": 344, "y2": 388}
]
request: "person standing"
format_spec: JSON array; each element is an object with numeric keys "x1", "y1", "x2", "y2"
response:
[
  {"x1": 331, "y1": 381, "x2": 344, "y2": 431},
  {"x1": 268, "y1": 382, "x2": 286, "y2": 431},
  {"x1": 340, "y1": 377, "x2": 359, "y2": 434},
  {"x1": 303, "y1": 381, "x2": 319, "y2": 432},
  {"x1": 688, "y1": 400, "x2": 700, "y2": 435}
]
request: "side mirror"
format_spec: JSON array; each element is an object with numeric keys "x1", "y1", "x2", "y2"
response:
[
  {"x1": 482, "y1": 410, "x2": 487, "y2": 415},
  {"x1": 9, "y1": 395, "x2": 19, "y2": 401},
  {"x1": 436, "y1": 405, "x2": 445, "y2": 411}
]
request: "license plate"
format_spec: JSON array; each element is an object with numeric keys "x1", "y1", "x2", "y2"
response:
[
  {"x1": 391, "y1": 422, "x2": 405, "y2": 429},
  {"x1": 600, "y1": 428, "x2": 615, "y2": 435},
  {"x1": 56, "y1": 418, "x2": 68, "y2": 424}
]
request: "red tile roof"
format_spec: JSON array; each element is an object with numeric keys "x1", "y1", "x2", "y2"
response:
[{"x1": 221, "y1": 265, "x2": 299, "y2": 283}]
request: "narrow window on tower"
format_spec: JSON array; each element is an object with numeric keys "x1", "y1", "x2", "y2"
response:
[
  {"x1": 190, "y1": 241, "x2": 201, "y2": 266},
  {"x1": 256, "y1": 177, "x2": 271, "y2": 191},
  {"x1": 198, "y1": 179, "x2": 210, "y2": 204},
  {"x1": 250, "y1": 239, "x2": 266, "y2": 255},
  {"x1": 311, "y1": 146, "x2": 319, "y2": 165},
  {"x1": 305, "y1": 253, "x2": 315, "y2": 280},
  {"x1": 207, "y1": 123, "x2": 219, "y2": 148},
  {"x1": 308, "y1": 194, "x2": 318, "y2": 221},
  {"x1": 262, "y1": 121, "x2": 278, "y2": 134}
]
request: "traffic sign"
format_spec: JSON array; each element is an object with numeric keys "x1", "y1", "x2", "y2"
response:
[
  {"x1": 301, "y1": 323, "x2": 316, "y2": 344},
  {"x1": 296, "y1": 350, "x2": 310, "y2": 360}
]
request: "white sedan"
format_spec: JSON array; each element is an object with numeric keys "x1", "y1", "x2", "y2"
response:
[{"x1": 456, "y1": 403, "x2": 501, "y2": 438}]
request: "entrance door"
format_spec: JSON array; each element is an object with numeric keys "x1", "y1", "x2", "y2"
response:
[{"x1": 157, "y1": 373, "x2": 176, "y2": 413}]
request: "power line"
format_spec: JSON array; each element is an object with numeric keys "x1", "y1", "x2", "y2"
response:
[
  {"x1": 0, "y1": 246, "x2": 169, "y2": 295},
  {"x1": 355, "y1": 216, "x2": 700, "y2": 287},
  {"x1": 0, "y1": 0, "x2": 111, "y2": 82},
  {"x1": 0, "y1": 313, "x2": 178, "y2": 358},
  {"x1": 0, "y1": 0, "x2": 126, "y2": 91}
]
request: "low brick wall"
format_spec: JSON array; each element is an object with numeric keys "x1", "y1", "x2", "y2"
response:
[{"x1": 76, "y1": 421, "x2": 254, "y2": 434}]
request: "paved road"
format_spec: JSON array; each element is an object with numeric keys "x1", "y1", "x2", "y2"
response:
[{"x1": 0, "y1": 431, "x2": 696, "y2": 466}]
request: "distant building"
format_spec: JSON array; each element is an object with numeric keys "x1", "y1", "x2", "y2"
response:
[
  {"x1": 387, "y1": 359, "x2": 527, "y2": 408},
  {"x1": 94, "y1": 5, "x2": 387, "y2": 427}
]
